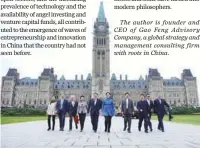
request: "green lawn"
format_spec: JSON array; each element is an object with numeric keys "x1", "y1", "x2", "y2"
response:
[
  {"x1": 1, "y1": 116, "x2": 47, "y2": 124},
  {"x1": 151, "y1": 115, "x2": 200, "y2": 125},
  {"x1": 1, "y1": 115, "x2": 200, "y2": 125}
]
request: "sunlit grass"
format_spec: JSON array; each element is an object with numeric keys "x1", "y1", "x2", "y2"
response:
[
  {"x1": 1, "y1": 116, "x2": 47, "y2": 124},
  {"x1": 151, "y1": 115, "x2": 200, "y2": 125}
]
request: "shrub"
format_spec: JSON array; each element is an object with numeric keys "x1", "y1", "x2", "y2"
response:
[
  {"x1": 1, "y1": 108, "x2": 46, "y2": 116},
  {"x1": 170, "y1": 107, "x2": 200, "y2": 115}
]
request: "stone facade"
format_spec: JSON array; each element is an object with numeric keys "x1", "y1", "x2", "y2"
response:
[{"x1": 1, "y1": 2, "x2": 199, "y2": 108}]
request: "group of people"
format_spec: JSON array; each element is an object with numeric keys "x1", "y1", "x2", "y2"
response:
[
  {"x1": 46, "y1": 92, "x2": 172, "y2": 133},
  {"x1": 136, "y1": 93, "x2": 171, "y2": 133},
  {"x1": 46, "y1": 92, "x2": 115, "y2": 133}
]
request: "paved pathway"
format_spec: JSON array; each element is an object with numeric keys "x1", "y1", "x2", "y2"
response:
[{"x1": 1, "y1": 116, "x2": 200, "y2": 148}]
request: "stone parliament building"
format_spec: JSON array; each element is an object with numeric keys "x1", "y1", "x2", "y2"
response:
[{"x1": 1, "y1": 2, "x2": 199, "y2": 108}]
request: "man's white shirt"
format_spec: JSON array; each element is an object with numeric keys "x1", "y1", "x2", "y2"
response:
[
  {"x1": 126, "y1": 98, "x2": 128, "y2": 109},
  {"x1": 72, "y1": 101, "x2": 75, "y2": 107}
]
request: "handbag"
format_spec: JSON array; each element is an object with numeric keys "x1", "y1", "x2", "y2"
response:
[{"x1": 74, "y1": 115, "x2": 79, "y2": 124}]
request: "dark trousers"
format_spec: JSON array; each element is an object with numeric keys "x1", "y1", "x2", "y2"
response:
[
  {"x1": 91, "y1": 115, "x2": 99, "y2": 131},
  {"x1": 104, "y1": 116, "x2": 112, "y2": 132},
  {"x1": 138, "y1": 113, "x2": 148, "y2": 131},
  {"x1": 79, "y1": 113, "x2": 86, "y2": 130},
  {"x1": 147, "y1": 113, "x2": 152, "y2": 130},
  {"x1": 69, "y1": 115, "x2": 78, "y2": 130},
  {"x1": 169, "y1": 114, "x2": 173, "y2": 121},
  {"x1": 124, "y1": 114, "x2": 132, "y2": 131},
  {"x1": 168, "y1": 110, "x2": 173, "y2": 121},
  {"x1": 58, "y1": 111, "x2": 66, "y2": 130},
  {"x1": 157, "y1": 114, "x2": 165, "y2": 130},
  {"x1": 47, "y1": 115, "x2": 55, "y2": 130}
]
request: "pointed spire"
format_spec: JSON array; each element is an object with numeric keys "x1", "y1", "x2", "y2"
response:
[
  {"x1": 98, "y1": 1, "x2": 105, "y2": 22},
  {"x1": 60, "y1": 75, "x2": 65, "y2": 81},
  {"x1": 139, "y1": 75, "x2": 144, "y2": 80}
]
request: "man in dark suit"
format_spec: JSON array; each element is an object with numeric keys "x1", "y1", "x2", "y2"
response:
[
  {"x1": 56, "y1": 94, "x2": 68, "y2": 131},
  {"x1": 121, "y1": 92, "x2": 134, "y2": 133},
  {"x1": 137, "y1": 94, "x2": 149, "y2": 133},
  {"x1": 146, "y1": 94, "x2": 154, "y2": 131},
  {"x1": 87, "y1": 93, "x2": 102, "y2": 133},
  {"x1": 154, "y1": 94, "x2": 169, "y2": 132},
  {"x1": 68, "y1": 95, "x2": 78, "y2": 131}
]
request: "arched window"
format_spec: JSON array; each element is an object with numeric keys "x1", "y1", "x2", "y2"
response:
[
  {"x1": 99, "y1": 79, "x2": 103, "y2": 91},
  {"x1": 97, "y1": 50, "x2": 101, "y2": 55}
]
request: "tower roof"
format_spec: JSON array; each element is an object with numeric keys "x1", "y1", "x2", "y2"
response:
[{"x1": 97, "y1": 1, "x2": 105, "y2": 22}]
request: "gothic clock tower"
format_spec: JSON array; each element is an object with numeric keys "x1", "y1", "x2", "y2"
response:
[{"x1": 92, "y1": 2, "x2": 110, "y2": 98}]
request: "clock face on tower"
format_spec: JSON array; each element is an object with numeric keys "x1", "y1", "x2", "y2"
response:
[{"x1": 98, "y1": 25, "x2": 105, "y2": 31}]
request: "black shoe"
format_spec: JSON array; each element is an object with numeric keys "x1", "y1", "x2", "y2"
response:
[
  {"x1": 59, "y1": 129, "x2": 62, "y2": 131},
  {"x1": 150, "y1": 129, "x2": 153, "y2": 132},
  {"x1": 158, "y1": 127, "x2": 161, "y2": 130},
  {"x1": 162, "y1": 129, "x2": 165, "y2": 132},
  {"x1": 47, "y1": 128, "x2": 51, "y2": 131},
  {"x1": 52, "y1": 128, "x2": 54, "y2": 131},
  {"x1": 128, "y1": 130, "x2": 131, "y2": 133},
  {"x1": 61, "y1": 129, "x2": 64, "y2": 131},
  {"x1": 108, "y1": 130, "x2": 110, "y2": 133},
  {"x1": 80, "y1": 130, "x2": 83, "y2": 132},
  {"x1": 94, "y1": 130, "x2": 97, "y2": 133},
  {"x1": 145, "y1": 131, "x2": 148, "y2": 133},
  {"x1": 105, "y1": 129, "x2": 107, "y2": 132},
  {"x1": 123, "y1": 127, "x2": 126, "y2": 131},
  {"x1": 76, "y1": 125, "x2": 78, "y2": 129},
  {"x1": 138, "y1": 128, "x2": 141, "y2": 132}
]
